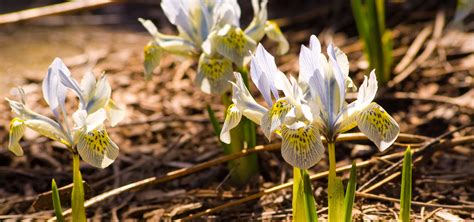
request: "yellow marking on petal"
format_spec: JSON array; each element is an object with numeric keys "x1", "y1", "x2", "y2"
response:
[
  {"x1": 220, "y1": 104, "x2": 242, "y2": 144},
  {"x1": 77, "y1": 129, "x2": 119, "y2": 168},
  {"x1": 261, "y1": 98, "x2": 293, "y2": 140},
  {"x1": 9, "y1": 118, "x2": 26, "y2": 156},
  {"x1": 143, "y1": 41, "x2": 162, "y2": 80},
  {"x1": 358, "y1": 102, "x2": 400, "y2": 151},
  {"x1": 366, "y1": 105, "x2": 392, "y2": 138},
  {"x1": 281, "y1": 124, "x2": 324, "y2": 169},
  {"x1": 215, "y1": 26, "x2": 256, "y2": 67},
  {"x1": 197, "y1": 55, "x2": 233, "y2": 94}
]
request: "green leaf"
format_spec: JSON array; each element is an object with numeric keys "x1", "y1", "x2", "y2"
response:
[
  {"x1": 51, "y1": 179, "x2": 65, "y2": 222},
  {"x1": 206, "y1": 103, "x2": 223, "y2": 139},
  {"x1": 72, "y1": 154, "x2": 86, "y2": 222},
  {"x1": 292, "y1": 168, "x2": 318, "y2": 222},
  {"x1": 399, "y1": 146, "x2": 412, "y2": 222},
  {"x1": 351, "y1": 0, "x2": 393, "y2": 84},
  {"x1": 329, "y1": 177, "x2": 345, "y2": 222},
  {"x1": 343, "y1": 162, "x2": 357, "y2": 222}
]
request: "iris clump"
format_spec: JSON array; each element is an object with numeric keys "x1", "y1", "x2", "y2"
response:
[
  {"x1": 221, "y1": 35, "x2": 400, "y2": 221},
  {"x1": 140, "y1": 0, "x2": 289, "y2": 184},
  {"x1": 7, "y1": 58, "x2": 125, "y2": 220},
  {"x1": 140, "y1": 0, "x2": 288, "y2": 94}
]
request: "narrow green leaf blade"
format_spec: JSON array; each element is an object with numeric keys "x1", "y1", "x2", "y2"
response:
[
  {"x1": 329, "y1": 176, "x2": 345, "y2": 222},
  {"x1": 51, "y1": 179, "x2": 65, "y2": 222},
  {"x1": 343, "y1": 162, "x2": 357, "y2": 222},
  {"x1": 399, "y1": 146, "x2": 412, "y2": 222},
  {"x1": 292, "y1": 168, "x2": 318, "y2": 222},
  {"x1": 206, "y1": 103, "x2": 222, "y2": 138},
  {"x1": 72, "y1": 154, "x2": 86, "y2": 222}
]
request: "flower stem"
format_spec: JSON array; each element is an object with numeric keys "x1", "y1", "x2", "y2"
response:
[
  {"x1": 328, "y1": 142, "x2": 336, "y2": 182},
  {"x1": 327, "y1": 141, "x2": 344, "y2": 222},
  {"x1": 71, "y1": 153, "x2": 86, "y2": 222},
  {"x1": 221, "y1": 93, "x2": 258, "y2": 185}
]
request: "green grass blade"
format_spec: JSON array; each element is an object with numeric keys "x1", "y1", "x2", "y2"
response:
[
  {"x1": 329, "y1": 177, "x2": 345, "y2": 222},
  {"x1": 206, "y1": 103, "x2": 223, "y2": 139},
  {"x1": 292, "y1": 168, "x2": 318, "y2": 222},
  {"x1": 72, "y1": 154, "x2": 86, "y2": 222},
  {"x1": 343, "y1": 162, "x2": 357, "y2": 222},
  {"x1": 51, "y1": 179, "x2": 65, "y2": 222},
  {"x1": 400, "y1": 146, "x2": 412, "y2": 222}
]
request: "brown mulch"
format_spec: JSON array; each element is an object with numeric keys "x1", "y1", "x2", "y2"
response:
[{"x1": 0, "y1": 0, "x2": 473, "y2": 221}]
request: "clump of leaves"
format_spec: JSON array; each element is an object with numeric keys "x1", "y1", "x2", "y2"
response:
[{"x1": 351, "y1": 0, "x2": 393, "y2": 84}]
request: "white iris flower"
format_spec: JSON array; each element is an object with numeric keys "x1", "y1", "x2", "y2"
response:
[
  {"x1": 7, "y1": 58, "x2": 125, "y2": 168},
  {"x1": 220, "y1": 35, "x2": 399, "y2": 169},
  {"x1": 140, "y1": 0, "x2": 289, "y2": 94}
]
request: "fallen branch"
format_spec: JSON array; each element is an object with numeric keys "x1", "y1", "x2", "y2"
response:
[
  {"x1": 387, "y1": 10, "x2": 445, "y2": 88},
  {"x1": 0, "y1": 0, "x2": 119, "y2": 25},
  {"x1": 355, "y1": 192, "x2": 474, "y2": 211}
]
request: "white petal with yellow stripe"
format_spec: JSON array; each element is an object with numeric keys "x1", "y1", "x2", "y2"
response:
[
  {"x1": 211, "y1": 24, "x2": 256, "y2": 67},
  {"x1": 196, "y1": 54, "x2": 234, "y2": 94},
  {"x1": 261, "y1": 98, "x2": 293, "y2": 141},
  {"x1": 8, "y1": 118, "x2": 26, "y2": 156},
  {"x1": 77, "y1": 127, "x2": 119, "y2": 169},
  {"x1": 357, "y1": 102, "x2": 399, "y2": 151},
  {"x1": 281, "y1": 122, "x2": 324, "y2": 169},
  {"x1": 220, "y1": 104, "x2": 242, "y2": 144}
]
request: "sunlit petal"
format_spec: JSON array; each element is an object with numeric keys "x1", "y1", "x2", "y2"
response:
[
  {"x1": 7, "y1": 98, "x2": 70, "y2": 146},
  {"x1": 196, "y1": 54, "x2": 233, "y2": 94},
  {"x1": 244, "y1": 0, "x2": 268, "y2": 41},
  {"x1": 231, "y1": 72, "x2": 267, "y2": 124},
  {"x1": 327, "y1": 44, "x2": 347, "y2": 113},
  {"x1": 261, "y1": 98, "x2": 293, "y2": 141},
  {"x1": 161, "y1": 0, "x2": 195, "y2": 40},
  {"x1": 105, "y1": 99, "x2": 126, "y2": 127},
  {"x1": 8, "y1": 118, "x2": 26, "y2": 156},
  {"x1": 220, "y1": 104, "x2": 242, "y2": 144},
  {"x1": 356, "y1": 70, "x2": 378, "y2": 108},
  {"x1": 42, "y1": 57, "x2": 68, "y2": 114},
  {"x1": 264, "y1": 21, "x2": 289, "y2": 55},
  {"x1": 143, "y1": 41, "x2": 162, "y2": 80},
  {"x1": 80, "y1": 71, "x2": 96, "y2": 100},
  {"x1": 77, "y1": 128, "x2": 119, "y2": 168},
  {"x1": 85, "y1": 75, "x2": 111, "y2": 113},
  {"x1": 213, "y1": 25, "x2": 256, "y2": 67},
  {"x1": 281, "y1": 123, "x2": 324, "y2": 169},
  {"x1": 251, "y1": 44, "x2": 280, "y2": 106},
  {"x1": 357, "y1": 102, "x2": 400, "y2": 151}
]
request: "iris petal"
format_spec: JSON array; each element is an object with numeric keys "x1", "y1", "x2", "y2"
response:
[
  {"x1": 196, "y1": 54, "x2": 234, "y2": 94},
  {"x1": 261, "y1": 98, "x2": 293, "y2": 141},
  {"x1": 220, "y1": 104, "x2": 242, "y2": 144},
  {"x1": 213, "y1": 25, "x2": 256, "y2": 67},
  {"x1": 8, "y1": 118, "x2": 26, "y2": 156},
  {"x1": 77, "y1": 128, "x2": 119, "y2": 168},
  {"x1": 281, "y1": 123, "x2": 324, "y2": 169},
  {"x1": 357, "y1": 102, "x2": 400, "y2": 151}
]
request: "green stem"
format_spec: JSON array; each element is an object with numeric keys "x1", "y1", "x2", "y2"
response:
[
  {"x1": 221, "y1": 93, "x2": 258, "y2": 185},
  {"x1": 328, "y1": 142, "x2": 337, "y2": 182},
  {"x1": 327, "y1": 141, "x2": 339, "y2": 222},
  {"x1": 72, "y1": 153, "x2": 86, "y2": 222}
]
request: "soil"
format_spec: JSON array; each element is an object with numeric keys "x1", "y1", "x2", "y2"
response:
[{"x1": 0, "y1": 0, "x2": 473, "y2": 221}]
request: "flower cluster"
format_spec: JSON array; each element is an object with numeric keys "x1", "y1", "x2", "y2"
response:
[
  {"x1": 221, "y1": 35, "x2": 400, "y2": 169},
  {"x1": 7, "y1": 58, "x2": 125, "y2": 168},
  {"x1": 140, "y1": 0, "x2": 288, "y2": 94}
]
